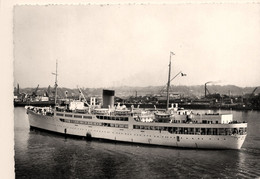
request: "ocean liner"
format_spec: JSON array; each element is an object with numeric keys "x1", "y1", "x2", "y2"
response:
[{"x1": 26, "y1": 55, "x2": 247, "y2": 149}]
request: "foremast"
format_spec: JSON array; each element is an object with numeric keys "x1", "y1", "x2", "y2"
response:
[{"x1": 52, "y1": 60, "x2": 58, "y2": 105}]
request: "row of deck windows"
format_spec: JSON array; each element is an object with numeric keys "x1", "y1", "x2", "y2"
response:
[
  {"x1": 133, "y1": 125, "x2": 247, "y2": 135},
  {"x1": 59, "y1": 118, "x2": 128, "y2": 128},
  {"x1": 56, "y1": 113, "x2": 93, "y2": 119},
  {"x1": 56, "y1": 113, "x2": 64, "y2": 116},
  {"x1": 96, "y1": 115, "x2": 128, "y2": 121},
  {"x1": 56, "y1": 113, "x2": 128, "y2": 121}
]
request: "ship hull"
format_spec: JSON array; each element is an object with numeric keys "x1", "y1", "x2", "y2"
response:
[
  {"x1": 14, "y1": 100, "x2": 55, "y2": 107},
  {"x1": 27, "y1": 110, "x2": 246, "y2": 149}
]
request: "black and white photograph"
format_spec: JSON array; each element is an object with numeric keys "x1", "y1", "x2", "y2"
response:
[{"x1": 2, "y1": 1, "x2": 260, "y2": 178}]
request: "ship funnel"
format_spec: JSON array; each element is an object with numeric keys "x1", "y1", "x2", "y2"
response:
[{"x1": 102, "y1": 89, "x2": 115, "y2": 108}]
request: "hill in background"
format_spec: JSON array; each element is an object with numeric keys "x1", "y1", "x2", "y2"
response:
[{"x1": 14, "y1": 85, "x2": 260, "y2": 98}]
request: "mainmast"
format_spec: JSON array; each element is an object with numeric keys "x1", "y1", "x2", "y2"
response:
[{"x1": 166, "y1": 52, "x2": 174, "y2": 111}]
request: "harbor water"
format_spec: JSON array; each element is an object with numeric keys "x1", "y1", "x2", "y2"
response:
[{"x1": 14, "y1": 107, "x2": 260, "y2": 178}]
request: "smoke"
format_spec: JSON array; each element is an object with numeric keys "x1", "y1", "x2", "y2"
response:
[{"x1": 205, "y1": 80, "x2": 221, "y2": 85}]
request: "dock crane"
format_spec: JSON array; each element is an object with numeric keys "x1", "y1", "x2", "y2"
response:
[
  {"x1": 250, "y1": 87, "x2": 258, "y2": 97},
  {"x1": 44, "y1": 85, "x2": 51, "y2": 97},
  {"x1": 77, "y1": 86, "x2": 90, "y2": 106},
  {"x1": 31, "y1": 84, "x2": 39, "y2": 97},
  {"x1": 47, "y1": 85, "x2": 51, "y2": 97}
]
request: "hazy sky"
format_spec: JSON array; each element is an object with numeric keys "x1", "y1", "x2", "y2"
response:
[{"x1": 14, "y1": 4, "x2": 260, "y2": 88}]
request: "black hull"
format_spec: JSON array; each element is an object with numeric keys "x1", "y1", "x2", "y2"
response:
[{"x1": 14, "y1": 100, "x2": 55, "y2": 107}]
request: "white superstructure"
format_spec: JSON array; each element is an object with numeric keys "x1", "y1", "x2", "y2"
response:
[{"x1": 26, "y1": 103, "x2": 247, "y2": 149}]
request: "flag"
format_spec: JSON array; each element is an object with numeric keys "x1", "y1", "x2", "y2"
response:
[
  {"x1": 181, "y1": 73, "x2": 187, "y2": 76},
  {"x1": 52, "y1": 72, "x2": 58, "y2": 76},
  {"x1": 170, "y1": 51, "x2": 175, "y2": 56}
]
